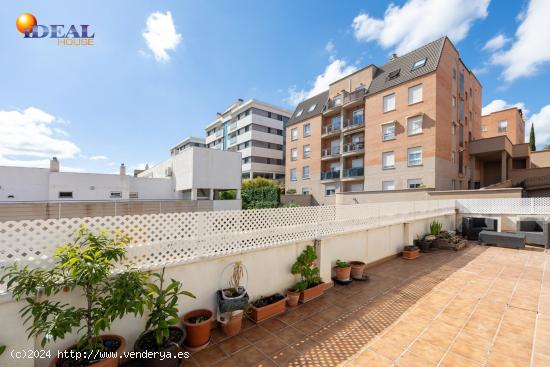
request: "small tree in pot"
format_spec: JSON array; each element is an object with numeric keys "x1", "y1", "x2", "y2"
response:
[
  {"x1": 290, "y1": 245, "x2": 324, "y2": 303},
  {"x1": 134, "y1": 267, "x2": 195, "y2": 367},
  {"x1": 1, "y1": 227, "x2": 149, "y2": 367}
]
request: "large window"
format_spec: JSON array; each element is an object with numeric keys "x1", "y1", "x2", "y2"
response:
[
  {"x1": 290, "y1": 168, "x2": 297, "y2": 181},
  {"x1": 408, "y1": 147, "x2": 422, "y2": 166},
  {"x1": 303, "y1": 145, "x2": 311, "y2": 158},
  {"x1": 382, "y1": 151, "x2": 395, "y2": 169},
  {"x1": 383, "y1": 93, "x2": 395, "y2": 112},
  {"x1": 498, "y1": 120, "x2": 508, "y2": 133},
  {"x1": 407, "y1": 115, "x2": 423, "y2": 135},
  {"x1": 291, "y1": 148, "x2": 297, "y2": 161},
  {"x1": 291, "y1": 127, "x2": 298, "y2": 141},
  {"x1": 408, "y1": 84, "x2": 423, "y2": 104},
  {"x1": 352, "y1": 109, "x2": 364, "y2": 124},
  {"x1": 382, "y1": 122, "x2": 395, "y2": 141},
  {"x1": 302, "y1": 166, "x2": 310, "y2": 179},
  {"x1": 303, "y1": 123, "x2": 311, "y2": 137},
  {"x1": 382, "y1": 181, "x2": 395, "y2": 191},
  {"x1": 408, "y1": 179, "x2": 423, "y2": 188}
]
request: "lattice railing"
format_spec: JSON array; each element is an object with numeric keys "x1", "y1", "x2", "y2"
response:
[
  {"x1": 456, "y1": 198, "x2": 550, "y2": 215},
  {"x1": 0, "y1": 201, "x2": 456, "y2": 276}
]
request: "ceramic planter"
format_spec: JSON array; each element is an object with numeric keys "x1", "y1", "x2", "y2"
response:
[
  {"x1": 334, "y1": 266, "x2": 351, "y2": 281},
  {"x1": 403, "y1": 246, "x2": 420, "y2": 260},
  {"x1": 350, "y1": 261, "x2": 366, "y2": 279},
  {"x1": 286, "y1": 289, "x2": 300, "y2": 307},
  {"x1": 219, "y1": 310, "x2": 243, "y2": 337},
  {"x1": 181, "y1": 309, "x2": 213, "y2": 350},
  {"x1": 217, "y1": 289, "x2": 249, "y2": 313},
  {"x1": 300, "y1": 282, "x2": 325, "y2": 303},
  {"x1": 249, "y1": 295, "x2": 287, "y2": 323},
  {"x1": 49, "y1": 335, "x2": 126, "y2": 367},
  {"x1": 134, "y1": 327, "x2": 186, "y2": 367}
]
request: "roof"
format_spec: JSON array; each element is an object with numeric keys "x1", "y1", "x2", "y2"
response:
[
  {"x1": 170, "y1": 136, "x2": 206, "y2": 151},
  {"x1": 287, "y1": 91, "x2": 329, "y2": 126},
  {"x1": 286, "y1": 37, "x2": 448, "y2": 127},
  {"x1": 366, "y1": 37, "x2": 446, "y2": 96}
]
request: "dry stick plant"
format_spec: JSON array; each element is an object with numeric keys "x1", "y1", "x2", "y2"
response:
[{"x1": 229, "y1": 261, "x2": 244, "y2": 292}]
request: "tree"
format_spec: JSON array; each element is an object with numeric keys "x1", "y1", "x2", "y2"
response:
[
  {"x1": 241, "y1": 177, "x2": 280, "y2": 209},
  {"x1": 530, "y1": 123, "x2": 536, "y2": 151}
]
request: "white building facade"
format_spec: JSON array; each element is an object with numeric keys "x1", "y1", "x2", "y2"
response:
[
  {"x1": 204, "y1": 99, "x2": 291, "y2": 180},
  {"x1": 170, "y1": 136, "x2": 206, "y2": 156}
]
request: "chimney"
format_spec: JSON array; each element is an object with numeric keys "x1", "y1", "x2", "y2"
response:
[
  {"x1": 390, "y1": 53, "x2": 398, "y2": 61},
  {"x1": 50, "y1": 157, "x2": 60, "y2": 172},
  {"x1": 119, "y1": 163, "x2": 126, "y2": 176}
]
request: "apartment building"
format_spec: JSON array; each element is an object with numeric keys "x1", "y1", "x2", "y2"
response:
[
  {"x1": 481, "y1": 107, "x2": 525, "y2": 145},
  {"x1": 204, "y1": 99, "x2": 291, "y2": 180},
  {"x1": 170, "y1": 136, "x2": 206, "y2": 156},
  {"x1": 286, "y1": 37, "x2": 483, "y2": 204}
]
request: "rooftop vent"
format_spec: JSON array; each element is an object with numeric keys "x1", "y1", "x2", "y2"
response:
[{"x1": 390, "y1": 53, "x2": 398, "y2": 61}]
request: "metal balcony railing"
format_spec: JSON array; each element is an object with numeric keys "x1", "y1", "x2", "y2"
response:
[
  {"x1": 343, "y1": 142, "x2": 364, "y2": 153},
  {"x1": 343, "y1": 118, "x2": 364, "y2": 130},
  {"x1": 322, "y1": 147, "x2": 341, "y2": 158},
  {"x1": 343, "y1": 167, "x2": 364, "y2": 178},
  {"x1": 343, "y1": 88, "x2": 366, "y2": 105},
  {"x1": 321, "y1": 170, "x2": 340, "y2": 180},
  {"x1": 322, "y1": 124, "x2": 341, "y2": 135}
]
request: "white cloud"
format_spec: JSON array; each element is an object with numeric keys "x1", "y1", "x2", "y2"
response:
[
  {"x1": 483, "y1": 34, "x2": 510, "y2": 52},
  {"x1": 90, "y1": 155, "x2": 109, "y2": 161},
  {"x1": 325, "y1": 41, "x2": 335, "y2": 53},
  {"x1": 482, "y1": 99, "x2": 528, "y2": 116},
  {"x1": 0, "y1": 107, "x2": 80, "y2": 167},
  {"x1": 530, "y1": 106, "x2": 550, "y2": 148},
  {"x1": 142, "y1": 11, "x2": 182, "y2": 62},
  {"x1": 285, "y1": 59, "x2": 357, "y2": 106},
  {"x1": 490, "y1": 0, "x2": 550, "y2": 82},
  {"x1": 352, "y1": 0, "x2": 489, "y2": 54}
]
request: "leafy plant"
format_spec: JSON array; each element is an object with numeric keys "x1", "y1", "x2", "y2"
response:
[
  {"x1": 429, "y1": 220, "x2": 442, "y2": 236},
  {"x1": 0, "y1": 345, "x2": 5, "y2": 356},
  {"x1": 217, "y1": 190, "x2": 237, "y2": 200},
  {"x1": 1, "y1": 227, "x2": 149, "y2": 351},
  {"x1": 335, "y1": 260, "x2": 350, "y2": 268},
  {"x1": 291, "y1": 246, "x2": 321, "y2": 290},
  {"x1": 143, "y1": 267, "x2": 195, "y2": 348},
  {"x1": 285, "y1": 189, "x2": 297, "y2": 195},
  {"x1": 242, "y1": 177, "x2": 280, "y2": 190},
  {"x1": 241, "y1": 178, "x2": 281, "y2": 209}
]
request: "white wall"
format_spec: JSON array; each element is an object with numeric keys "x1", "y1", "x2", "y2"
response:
[{"x1": 0, "y1": 166, "x2": 49, "y2": 201}]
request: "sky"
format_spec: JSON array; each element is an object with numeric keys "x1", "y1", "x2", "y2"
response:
[{"x1": 1, "y1": 0, "x2": 550, "y2": 173}]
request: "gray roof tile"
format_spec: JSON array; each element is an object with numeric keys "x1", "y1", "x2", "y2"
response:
[{"x1": 287, "y1": 91, "x2": 328, "y2": 126}]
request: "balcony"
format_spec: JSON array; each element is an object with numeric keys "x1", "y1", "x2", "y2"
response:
[
  {"x1": 342, "y1": 142, "x2": 364, "y2": 155},
  {"x1": 228, "y1": 136, "x2": 237, "y2": 146},
  {"x1": 215, "y1": 130, "x2": 223, "y2": 138},
  {"x1": 321, "y1": 170, "x2": 340, "y2": 181},
  {"x1": 323, "y1": 97, "x2": 343, "y2": 117},
  {"x1": 342, "y1": 167, "x2": 364, "y2": 179},
  {"x1": 342, "y1": 88, "x2": 366, "y2": 108},
  {"x1": 321, "y1": 147, "x2": 341, "y2": 160},
  {"x1": 343, "y1": 118, "x2": 364, "y2": 133},
  {"x1": 321, "y1": 124, "x2": 341, "y2": 138},
  {"x1": 228, "y1": 122, "x2": 237, "y2": 132}
]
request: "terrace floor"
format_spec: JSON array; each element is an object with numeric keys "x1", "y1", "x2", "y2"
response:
[{"x1": 185, "y1": 244, "x2": 550, "y2": 367}]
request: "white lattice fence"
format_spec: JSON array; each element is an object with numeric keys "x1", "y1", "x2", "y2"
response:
[
  {"x1": 0, "y1": 201, "x2": 456, "y2": 278},
  {"x1": 456, "y1": 198, "x2": 550, "y2": 215}
]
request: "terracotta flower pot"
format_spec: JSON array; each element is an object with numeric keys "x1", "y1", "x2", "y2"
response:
[
  {"x1": 286, "y1": 290, "x2": 300, "y2": 307},
  {"x1": 350, "y1": 261, "x2": 366, "y2": 278},
  {"x1": 403, "y1": 247, "x2": 420, "y2": 260},
  {"x1": 249, "y1": 295, "x2": 287, "y2": 323},
  {"x1": 300, "y1": 282, "x2": 325, "y2": 303},
  {"x1": 134, "y1": 326, "x2": 186, "y2": 367},
  {"x1": 49, "y1": 334, "x2": 126, "y2": 367},
  {"x1": 181, "y1": 309, "x2": 213, "y2": 349},
  {"x1": 334, "y1": 266, "x2": 352, "y2": 281},
  {"x1": 220, "y1": 310, "x2": 243, "y2": 337}
]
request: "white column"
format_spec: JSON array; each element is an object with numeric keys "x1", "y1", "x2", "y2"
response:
[{"x1": 191, "y1": 188, "x2": 198, "y2": 200}]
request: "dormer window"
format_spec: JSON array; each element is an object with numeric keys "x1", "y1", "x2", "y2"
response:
[
  {"x1": 411, "y1": 58, "x2": 427, "y2": 70},
  {"x1": 387, "y1": 69, "x2": 400, "y2": 81},
  {"x1": 308, "y1": 104, "x2": 316, "y2": 112},
  {"x1": 295, "y1": 109, "x2": 303, "y2": 117}
]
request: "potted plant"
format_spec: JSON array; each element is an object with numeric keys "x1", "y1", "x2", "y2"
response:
[
  {"x1": 216, "y1": 261, "x2": 249, "y2": 336},
  {"x1": 286, "y1": 283, "x2": 303, "y2": 307},
  {"x1": 249, "y1": 293, "x2": 287, "y2": 323},
  {"x1": 350, "y1": 261, "x2": 366, "y2": 279},
  {"x1": 134, "y1": 267, "x2": 195, "y2": 367},
  {"x1": 403, "y1": 245, "x2": 420, "y2": 260},
  {"x1": 413, "y1": 234, "x2": 424, "y2": 248},
  {"x1": 181, "y1": 309, "x2": 213, "y2": 351},
  {"x1": 1, "y1": 227, "x2": 149, "y2": 367},
  {"x1": 334, "y1": 260, "x2": 351, "y2": 281},
  {"x1": 291, "y1": 245, "x2": 325, "y2": 303}
]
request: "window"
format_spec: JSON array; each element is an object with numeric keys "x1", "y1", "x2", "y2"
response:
[
  {"x1": 382, "y1": 151, "x2": 395, "y2": 169},
  {"x1": 408, "y1": 179, "x2": 423, "y2": 189},
  {"x1": 325, "y1": 185, "x2": 336, "y2": 196},
  {"x1": 302, "y1": 187, "x2": 311, "y2": 195},
  {"x1": 383, "y1": 93, "x2": 395, "y2": 112},
  {"x1": 407, "y1": 115, "x2": 423, "y2": 135},
  {"x1": 290, "y1": 168, "x2": 297, "y2": 181},
  {"x1": 295, "y1": 109, "x2": 303, "y2": 117},
  {"x1": 408, "y1": 147, "x2": 422, "y2": 166},
  {"x1": 352, "y1": 109, "x2": 364, "y2": 124},
  {"x1": 303, "y1": 144, "x2": 311, "y2": 158},
  {"x1": 387, "y1": 69, "x2": 400, "y2": 80},
  {"x1": 453, "y1": 67, "x2": 456, "y2": 80},
  {"x1": 452, "y1": 96, "x2": 456, "y2": 108},
  {"x1": 129, "y1": 192, "x2": 139, "y2": 199},
  {"x1": 331, "y1": 115, "x2": 341, "y2": 128},
  {"x1": 459, "y1": 151, "x2": 464, "y2": 174},
  {"x1": 408, "y1": 84, "x2": 423, "y2": 104},
  {"x1": 382, "y1": 181, "x2": 395, "y2": 191},
  {"x1": 58, "y1": 191, "x2": 73, "y2": 199},
  {"x1": 333, "y1": 95, "x2": 342, "y2": 106},
  {"x1": 308, "y1": 104, "x2": 316, "y2": 112},
  {"x1": 291, "y1": 148, "x2": 297, "y2": 161},
  {"x1": 382, "y1": 122, "x2": 395, "y2": 141},
  {"x1": 302, "y1": 166, "x2": 310, "y2": 179},
  {"x1": 110, "y1": 191, "x2": 122, "y2": 199},
  {"x1": 291, "y1": 127, "x2": 298, "y2": 141},
  {"x1": 498, "y1": 120, "x2": 508, "y2": 133},
  {"x1": 481, "y1": 125, "x2": 488, "y2": 132},
  {"x1": 303, "y1": 123, "x2": 311, "y2": 137},
  {"x1": 411, "y1": 58, "x2": 427, "y2": 70}
]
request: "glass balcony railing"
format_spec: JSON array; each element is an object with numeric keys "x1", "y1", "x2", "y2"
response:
[
  {"x1": 343, "y1": 118, "x2": 364, "y2": 130},
  {"x1": 322, "y1": 124, "x2": 341, "y2": 135},
  {"x1": 343, "y1": 142, "x2": 364, "y2": 153},
  {"x1": 343, "y1": 88, "x2": 366, "y2": 105},
  {"x1": 228, "y1": 137, "x2": 237, "y2": 146},
  {"x1": 321, "y1": 147, "x2": 340, "y2": 158},
  {"x1": 215, "y1": 130, "x2": 223, "y2": 138},
  {"x1": 228, "y1": 123, "x2": 237, "y2": 131},
  {"x1": 343, "y1": 167, "x2": 364, "y2": 178},
  {"x1": 321, "y1": 170, "x2": 340, "y2": 180}
]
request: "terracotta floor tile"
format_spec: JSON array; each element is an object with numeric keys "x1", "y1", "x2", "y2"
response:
[
  {"x1": 218, "y1": 335, "x2": 251, "y2": 355},
  {"x1": 254, "y1": 335, "x2": 288, "y2": 355},
  {"x1": 533, "y1": 352, "x2": 550, "y2": 367},
  {"x1": 193, "y1": 345, "x2": 228, "y2": 367},
  {"x1": 269, "y1": 347, "x2": 302, "y2": 366},
  {"x1": 231, "y1": 346, "x2": 267, "y2": 367},
  {"x1": 441, "y1": 351, "x2": 483, "y2": 367},
  {"x1": 491, "y1": 338, "x2": 532, "y2": 363},
  {"x1": 369, "y1": 337, "x2": 404, "y2": 360},
  {"x1": 293, "y1": 318, "x2": 321, "y2": 334},
  {"x1": 407, "y1": 339, "x2": 446, "y2": 364},
  {"x1": 275, "y1": 327, "x2": 306, "y2": 345},
  {"x1": 486, "y1": 352, "x2": 530, "y2": 367},
  {"x1": 258, "y1": 318, "x2": 288, "y2": 333},
  {"x1": 449, "y1": 338, "x2": 488, "y2": 362},
  {"x1": 241, "y1": 326, "x2": 272, "y2": 343}
]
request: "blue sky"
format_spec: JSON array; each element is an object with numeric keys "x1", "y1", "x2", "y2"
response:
[{"x1": 1, "y1": 0, "x2": 550, "y2": 173}]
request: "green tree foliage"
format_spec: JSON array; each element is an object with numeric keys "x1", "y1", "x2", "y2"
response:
[
  {"x1": 217, "y1": 190, "x2": 237, "y2": 200},
  {"x1": 291, "y1": 245, "x2": 321, "y2": 291},
  {"x1": 530, "y1": 123, "x2": 536, "y2": 151},
  {"x1": 241, "y1": 177, "x2": 280, "y2": 209}
]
